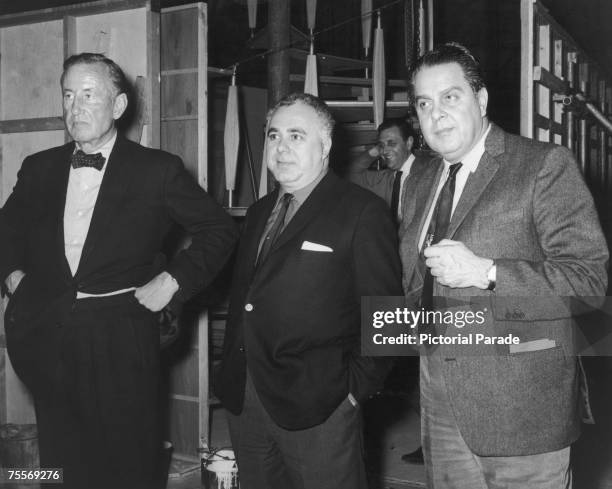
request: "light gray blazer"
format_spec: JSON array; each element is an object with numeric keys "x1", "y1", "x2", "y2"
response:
[{"x1": 399, "y1": 123, "x2": 608, "y2": 456}]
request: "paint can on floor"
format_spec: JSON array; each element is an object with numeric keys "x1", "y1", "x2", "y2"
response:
[
  {"x1": 201, "y1": 448, "x2": 239, "y2": 489},
  {"x1": 156, "y1": 440, "x2": 173, "y2": 489}
]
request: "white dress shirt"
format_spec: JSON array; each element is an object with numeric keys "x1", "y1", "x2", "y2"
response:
[
  {"x1": 64, "y1": 132, "x2": 117, "y2": 276},
  {"x1": 397, "y1": 153, "x2": 416, "y2": 219},
  {"x1": 64, "y1": 131, "x2": 137, "y2": 299}
]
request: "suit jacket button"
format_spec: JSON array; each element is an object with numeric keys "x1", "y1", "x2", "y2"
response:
[
  {"x1": 239, "y1": 346, "x2": 245, "y2": 353},
  {"x1": 245, "y1": 303, "x2": 254, "y2": 312}
]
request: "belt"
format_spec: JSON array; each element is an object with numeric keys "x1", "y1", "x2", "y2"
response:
[{"x1": 76, "y1": 287, "x2": 137, "y2": 299}]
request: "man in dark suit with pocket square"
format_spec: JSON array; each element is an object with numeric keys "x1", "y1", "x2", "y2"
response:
[
  {"x1": 0, "y1": 53, "x2": 238, "y2": 489},
  {"x1": 215, "y1": 92, "x2": 403, "y2": 489}
]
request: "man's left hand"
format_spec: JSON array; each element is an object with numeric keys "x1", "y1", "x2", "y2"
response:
[
  {"x1": 423, "y1": 239, "x2": 493, "y2": 289},
  {"x1": 135, "y1": 271, "x2": 180, "y2": 312}
]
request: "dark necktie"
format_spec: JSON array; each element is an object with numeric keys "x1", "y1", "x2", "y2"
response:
[
  {"x1": 420, "y1": 162, "x2": 463, "y2": 312},
  {"x1": 257, "y1": 193, "x2": 293, "y2": 267},
  {"x1": 390, "y1": 170, "x2": 403, "y2": 223},
  {"x1": 71, "y1": 150, "x2": 105, "y2": 170}
]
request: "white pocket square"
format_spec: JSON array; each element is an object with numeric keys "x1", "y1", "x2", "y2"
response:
[
  {"x1": 509, "y1": 338, "x2": 556, "y2": 354},
  {"x1": 301, "y1": 240, "x2": 333, "y2": 252}
]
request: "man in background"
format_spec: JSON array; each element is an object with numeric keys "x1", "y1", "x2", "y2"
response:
[{"x1": 348, "y1": 118, "x2": 428, "y2": 223}]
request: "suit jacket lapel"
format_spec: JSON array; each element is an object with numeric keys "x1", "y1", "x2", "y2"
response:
[
  {"x1": 447, "y1": 124, "x2": 504, "y2": 239},
  {"x1": 75, "y1": 136, "x2": 132, "y2": 277},
  {"x1": 271, "y1": 172, "x2": 339, "y2": 253},
  {"x1": 250, "y1": 172, "x2": 339, "y2": 283},
  {"x1": 414, "y1": 159, "x2": 444, "y2": 249}
]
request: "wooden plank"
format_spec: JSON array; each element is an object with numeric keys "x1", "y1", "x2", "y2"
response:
[
  {"x1": 553, "y1": 39, "x2": 563, "y2": 124},
  {"x1": 161, "y1": 119, "x2": 198, "y2": 177},
  {"x1": 520, "y1": 0, "x2": 534, "y2": 138},
  {"x1": 147, "y1": 4, "x2": 161, "y2": 148},
  {"x1": 0, "y1": 0, "x2": 150, "y2": 28},
  {"x1": 197, "y1": 2, "x2": 208, "y2": 190},
  {"x1": 162, "y1": 115, "x2": 199, "y2": 122},
  {"x1": 196, "y1": 2, "x2": 209, "y2": 453},
  {"x1": 162, "y1": 68, "x2": 199, "y2": 76},
  {"x1": 167, "y1": 338, "x2": 199, "y2": 398},
  {"x1": 208, "y1": 66, "x2": 233, "y2": 78},
  {"x1": 1, "y1": 131, "x2": 64, "y2": 206},
  {"x1": 76, "y1": 9, "x2": 147, "y2": 84},
  {"x1": 161, "y1": 72, "x2": 198, "y2": 119},
  {"x1": 534, "y1": 113, "x2": 563, "y2": 134},
  {"x1": 63, "y1": 15, "x2": 77, "y2": 58},
  {"x1": 536, "y1": 22, "x2": 550, "y2": 128},
  {"x1": 532, "y1": 1, "x2": 584, "y2": 57},
  {"x1": 168, "y1": 397, "x2": 199, "y2": 458},
  {"x1": 1, "y1": 20, "x2": 64, "y2": 120},
  {"x1": 160, "y1": 6, "x2": 198, "y2": 71},
  {"x1": 537, "y1": 23, "x2": 550, "y2": 70},
  {"x1": 289, "y1": 74, "x2": 407, "y2": 88},
  {"x1": 169, "y1": 394, "x2": 198, "y2": 403},
  {"x1": 63, "y1": 15, "x2": 77, "y2": 143},
  {"x1": 533, "y1": 66, "x2": 567, "y2": 93},
  {"x1": 0, "y1": 117, "x2": 64, "y2": 134}
]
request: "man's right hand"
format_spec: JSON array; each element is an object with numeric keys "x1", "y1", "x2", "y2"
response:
[
  {"x1": 367, "y1": 145, "x2": 381, "y2": 158},
  {"x1": 5, "y1": 270, "x2": 25, "y2": 296}
]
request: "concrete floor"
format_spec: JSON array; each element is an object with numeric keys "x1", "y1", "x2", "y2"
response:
[
  {"x1": 166, "y1": 398, "x2": 426, "y2": 489},
  {"x1": 166, "y1": 358, "x2": 612, "y2": 489},
  {"x1": 166, "y1": 361, "x2": 426, "y2": 489}
]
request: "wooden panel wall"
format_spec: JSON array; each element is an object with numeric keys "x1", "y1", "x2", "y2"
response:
[
  {"x1": 0, "y1": 0, "x2": 158, "y2": 425},
  {"x1": 160, "y1": 2, "x2": 209, "y2": 464},
  {"x1": 520, "y1": 0, "x2": 612, "y2": 197}
]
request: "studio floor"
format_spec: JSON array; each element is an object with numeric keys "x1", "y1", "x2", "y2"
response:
[
  {"x1": 166, "y1": 360, "x2": 426, "y2": 489},
  {"x1": 166, "y1": 398, "x2": 425, "y2": 489},
  {"x1": 166, "y1": 358, "x2": 612, "y2": 489}
]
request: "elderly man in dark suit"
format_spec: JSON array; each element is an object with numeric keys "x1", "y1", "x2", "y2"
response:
[
  {"x1": 399, "y1": 43, "x2": 608, "y2": 488},
  {"x1": 215, "y1": 92, "x2": 403, "y2": 489},
  {"x1": 0, "y1": 53, "x2": 238, "y2": 489}
]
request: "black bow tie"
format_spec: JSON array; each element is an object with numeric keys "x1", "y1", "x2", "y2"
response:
[{"x1": 71, "y1": 150, "x2": 106, "y2": 170}]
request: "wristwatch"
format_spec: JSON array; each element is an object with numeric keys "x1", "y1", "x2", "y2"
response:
[
  {"x1": 1, "y1": 281, "x2": 12, "y2": 299},
  {"x1": 486, "y1": 261, "x2": 497, "y2": 291}
]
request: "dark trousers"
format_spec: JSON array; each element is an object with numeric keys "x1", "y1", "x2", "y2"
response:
[
  {"x1": 33, "y1": 294, "x2": 161, "y2": 489},
  {"x1": 227, "y1": 371, "x2": 367, "y2": 489}
]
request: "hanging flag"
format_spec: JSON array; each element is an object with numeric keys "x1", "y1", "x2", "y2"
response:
[
  {"x1": 304, "y1": 41, "x2": 319, "y2": 96},
  {"x1": 306, "y1": 0, "x2": 317, "y2": 31},
  {"x1": 361, "y1": 0, "x2": 373, "y2": 57},
  {"x1": 224, "y1": 71, "x2": 240, "y2": 206},
  {"x1": 248, "y1": 0, "x2": 257, "y2": 37},
  {"x1": 372, "y1": 12, "x2": 386, "y2": 128}
]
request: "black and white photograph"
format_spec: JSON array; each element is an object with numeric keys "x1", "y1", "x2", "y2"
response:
[{"x1": 0, "y1": 1, "x2": 610, "y2": 488}]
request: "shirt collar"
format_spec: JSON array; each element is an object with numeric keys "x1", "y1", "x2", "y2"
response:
[
  {"x1": 443, "y1": 123, "x2": 491, "y2": 173},
  {"x1": 279, "y1": 168, "x2": 328, "y2": 206},
  {"x1": 74, "y1": 130, "x2": 117, "y2": 167},
  {"x1": 399, "y1": 153, "x2": 415, "y2": 173}
]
